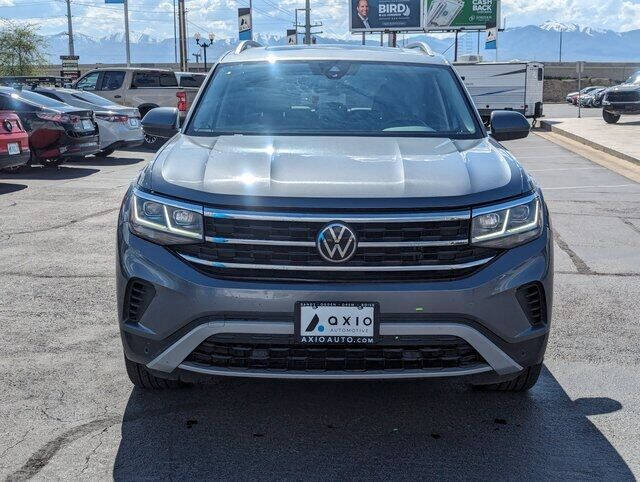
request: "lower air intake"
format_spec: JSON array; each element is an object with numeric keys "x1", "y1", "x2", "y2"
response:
[
  {"x1": 124, "y1": 279, "x2": 155, "y2": 322},
  {"x1": 516, "y1": 282, "x2": 547, "y2": 326}
]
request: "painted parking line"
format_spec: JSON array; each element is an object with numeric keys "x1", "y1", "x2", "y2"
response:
[
  {"x1": 528, "y1": 167, "x2": 606, "y2": 172},
  {"x1": 543, "y1": 184, "x2": 636, "y2": 190}
]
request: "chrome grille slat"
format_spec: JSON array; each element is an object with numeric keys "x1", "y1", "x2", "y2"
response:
[
  {"x1": 204, "y1": 236, "x2": 469, "y2": 248},
  {"x1": 178, "y1": 253, "x2": 494, "y2": 272},
  {"x1": 204, "y1": 208, "x2": 470, "y2": 223}
]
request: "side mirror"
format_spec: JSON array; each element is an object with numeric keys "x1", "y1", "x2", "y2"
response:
[
  {"x1": 490, "y1": 111, "x2": 530, "y2": 142},
  {"x1": 141, "y1": 107, "x2": 179, "y2": 139}
]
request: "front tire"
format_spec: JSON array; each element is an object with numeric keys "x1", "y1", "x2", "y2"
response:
[
  {"x1": 603, "y1": 110, "x2": 620, "y2": 124},
  {"x1": 1, "y1": 164, "x2": 24, "y2": 173},
  {"x1": 40, "y1": 158, "x2": 64, "y2": 167},
  {"x1": 95, "y1": 147, "x2": 116, "y2": 157},
  {"x1": 124, "y1": 357, "x2": 187, "y2": 390},
  {"x1": 473, "y1": 363, "x2": 542, "y2": 392}
]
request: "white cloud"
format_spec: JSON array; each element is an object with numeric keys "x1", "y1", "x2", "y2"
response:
[{"x1": 501, "y1": 0, "x2": 640, "y2": 31}]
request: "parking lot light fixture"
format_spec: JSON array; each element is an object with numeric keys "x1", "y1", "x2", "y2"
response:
[{"x1": 194, "y1": 32, "x2": 215, "y2": 71}]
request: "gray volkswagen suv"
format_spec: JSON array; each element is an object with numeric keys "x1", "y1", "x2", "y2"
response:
[{"x1": 118, "y1": 42, "x2": 553, "y2": 391}]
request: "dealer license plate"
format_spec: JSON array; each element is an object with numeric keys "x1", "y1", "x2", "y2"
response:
[
  {"x1": 295, "y1": 302, "x2": 378, "y2": 345},
  {"x1": 81, "y1": 119, "x2": 93, "y2": 131},
  {"x1": 7, "y1": 143, "x2": 19, "y2": 155}
]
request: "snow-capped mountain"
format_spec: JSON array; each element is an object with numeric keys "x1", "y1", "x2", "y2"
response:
[
  {"x1": 538, "y1": 21, "x2": 611, "y2": 36},
  {"x1": 42, "y1": 22, "x2": 640, "y2": 64}
]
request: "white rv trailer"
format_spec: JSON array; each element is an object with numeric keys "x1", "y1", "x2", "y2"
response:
[{"x1": 453, "y1": 60, "x2": 544, "y2": 122}]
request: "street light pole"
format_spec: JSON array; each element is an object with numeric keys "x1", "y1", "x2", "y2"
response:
[
  {"x1": 194, "y1": 33, "x2": 215, "y2": 71},
  {"x1": 559, "y1": 29, "x2": 563, "y2": 62}
]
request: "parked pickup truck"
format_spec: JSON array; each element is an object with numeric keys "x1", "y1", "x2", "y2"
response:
[{"x1": 72, "y1": 68, "x2": 199, "y2": 144}]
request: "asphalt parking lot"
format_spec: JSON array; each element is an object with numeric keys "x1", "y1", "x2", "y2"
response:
[{"x1": 1, "y1": 131, "x2": 639, "y2": 480}]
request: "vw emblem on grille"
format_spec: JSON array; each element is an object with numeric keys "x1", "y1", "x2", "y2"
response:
[{"x1": 316, "y1": 222, "x2": 358, "y2": 263}]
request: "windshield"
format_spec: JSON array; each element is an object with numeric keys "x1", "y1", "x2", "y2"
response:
[
  {"x1": 186, "y1": 61, "x2": 480, "y2": 138},
  {"x1": 625, "y1": 73, "x2": 640, "y2": 85},
  {"x1": 18, "y1": 89, "x2": 70, "y2": 109},
  {"x1": 71, "y1": 91, "x2": 117, "y2": 107}
]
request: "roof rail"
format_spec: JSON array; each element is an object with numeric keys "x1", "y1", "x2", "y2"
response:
[
  {"x1": 405, "y1": 42, "x2": 435, "y2": 57},
  {"x1": 234, "y1": 40, "x2": 263, "y2": 55}
]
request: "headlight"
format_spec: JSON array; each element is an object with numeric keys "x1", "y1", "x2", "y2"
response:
[
  {"x1": 129, "y1": 189, "x2": 203, "y2": 245},
  {"x1": 471, "y1": 194, "x2": 543, "y2": 248}
]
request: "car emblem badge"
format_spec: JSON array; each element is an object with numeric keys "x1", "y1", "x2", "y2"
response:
[{"x1": 316, "y1": 223, "x2": 358, "y2": 263}]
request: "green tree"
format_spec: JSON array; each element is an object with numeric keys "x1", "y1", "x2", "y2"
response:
[{"x1": 0, "y1": 20, "x2": 48, "y2": 76}]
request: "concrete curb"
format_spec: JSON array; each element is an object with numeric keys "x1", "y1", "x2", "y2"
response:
[{"x1": 539, "y1": 120, "x2": 640, "y2": 167}]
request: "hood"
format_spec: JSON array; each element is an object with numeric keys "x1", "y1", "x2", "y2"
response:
[
  {"x1": 610, "y1": 84, "x2": 640, "y2": 92},
  {"x1": 146, "y1": 134, "x2": 529, "y2": 210}
]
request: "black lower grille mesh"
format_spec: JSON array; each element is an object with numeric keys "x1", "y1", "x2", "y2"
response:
[
  {"x1": 185, "y1": 337, "x2": 485, "y2": 371},
  {"x1": 607, "y1": 91, "x2": 640, "y2": 102}
]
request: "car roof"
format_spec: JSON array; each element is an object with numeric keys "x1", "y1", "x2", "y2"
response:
[
  {"x1": 87, "y1": 67, "x2": 174, "y2": 73},
  {"x1": 220, "y1": 44, "x2": 448, "y2": 65},
  {"x1": 35, "y1": 86, "x2": 83, "y2": 95}
]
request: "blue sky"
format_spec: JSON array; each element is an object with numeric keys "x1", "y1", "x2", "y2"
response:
[{"x1": 2, "y1": 0, "x2": 640, "y2": 39}]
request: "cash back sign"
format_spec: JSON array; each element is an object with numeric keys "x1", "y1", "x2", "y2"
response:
[
  {"x1": 425, "y1": 0, "x2": 499, "y2": 30},
  {"x1": 349, "y1": 0, "x2": 423, "y2": 32}
]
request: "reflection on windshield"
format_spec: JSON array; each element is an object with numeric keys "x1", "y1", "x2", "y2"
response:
[
  {"x1": 626, "y1": 74, "x2": 640, "y2": 85},
  {"x1": 187, "y1": 61, "x2": 480, "y2": 138}
]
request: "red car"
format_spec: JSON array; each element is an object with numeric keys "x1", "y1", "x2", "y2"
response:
[{"x1": 0, "y1": 111, "x2": 30, "y2": 172}]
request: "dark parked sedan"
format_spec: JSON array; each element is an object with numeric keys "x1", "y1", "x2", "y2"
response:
[
  {"x1": 0, "y1": 87, "x2": 100, "y2": 166},
  {"x1": 602, "y1": 71, "x2": 640, "y2": 124}
]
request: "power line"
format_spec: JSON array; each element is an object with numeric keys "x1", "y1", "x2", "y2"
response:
[{"x1": 260, "y1": 0, "x2": 294, "y2": 17}]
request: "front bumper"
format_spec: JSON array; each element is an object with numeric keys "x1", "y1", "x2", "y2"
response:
[
  {"x1": 117, "y1": 220, "x2": 553, "y2": 382},
  {"x1": 603, "y1": 101, "x2": 640, "y2": 115},
  {"x1": 0, "y1": 150, "x2": 30, "y2": 170}
]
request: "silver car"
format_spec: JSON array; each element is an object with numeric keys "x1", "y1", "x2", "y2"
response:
[
  {"x1": 119, "y1": 43, "x2": 553, "y2": 392},
  {"x1": 33, "y1": 87, "x2": 144, "y2": 156}
]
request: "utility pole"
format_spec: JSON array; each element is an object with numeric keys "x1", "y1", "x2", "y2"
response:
[
  {"x1": 454, "y1": 30, "x2": 459, "y2": 61},
  {"x1": 387, "y1": 32, "x2": 396, "y2": 47},
  {"x1": 301, "y1": 0, "x2": 322, "y2": 45},
  {"x1": 304, "y1": 0, "x2": 311, "y2": 45},
  {"x1": 173, "y1": 0, "x2": 178, "y2": 64},
  {"x1": 559, "y1": 29, "x2": 563, "y2": 62},
  {"x1": 178, "y1": 0, "x2": 188, "y2": 71},
  {"x1": 124, "y1": 0, "x2": 131, "y2": 66},
  {"x1": 65, "y1": 0, "x2": 75, "y2": 56}
]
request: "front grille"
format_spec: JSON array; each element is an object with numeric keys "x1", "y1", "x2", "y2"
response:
[
  {"x1": 124, "y1": 279, "x2": 155, "y2": 322},
  {"x1": 516, "y1": 282, "x2": 546, "y2": 326},
  {"x1": 206, "y1": 217, "x2": 469, "y2": 244},
  {"x1": 176, "y1": 244, "x2": 496, "y2": 268},
  {"x1": 607, "y1": 91, "x2": 640, "y2": 103},
  {"x1": 174, "y1": 209, "x2": 499, "y2": 282},
  {"x1": 185, "y1": 336, "x2": 485, "y2": 371}
]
